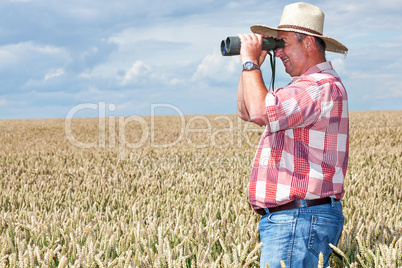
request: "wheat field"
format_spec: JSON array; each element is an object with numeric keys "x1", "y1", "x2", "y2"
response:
[{"x1": 0, "y1": 110, "x2": 401, "y2": 267}]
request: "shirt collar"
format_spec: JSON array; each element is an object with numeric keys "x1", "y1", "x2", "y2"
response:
[{"x1": 291, "y1": 61, "x2": 333, "y2": 82}]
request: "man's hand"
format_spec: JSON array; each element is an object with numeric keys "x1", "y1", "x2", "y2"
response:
[{"x1": 238, "y1": 33, "x2": 269, "y2": 66}]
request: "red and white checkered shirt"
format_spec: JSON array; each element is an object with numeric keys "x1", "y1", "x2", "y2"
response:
[{"x1": 249, "y1": 62, "x2": 349, "y2": 209}]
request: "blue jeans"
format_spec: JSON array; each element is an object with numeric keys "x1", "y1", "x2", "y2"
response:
[{"x1": 258, "y1": 198, "x2": 344, "y2": 268}]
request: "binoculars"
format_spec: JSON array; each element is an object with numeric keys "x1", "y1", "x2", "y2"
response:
[{"x1": 221, "y1": 36, "x2": 284, "y2": 56}]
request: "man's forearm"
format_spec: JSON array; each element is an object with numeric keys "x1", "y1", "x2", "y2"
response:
[
  {"x1": 237, "y1": 75, "x2": 251, "y2": 121},
  {"x1": 242, "y1": 69, "x2": 269, "y2": 126}
]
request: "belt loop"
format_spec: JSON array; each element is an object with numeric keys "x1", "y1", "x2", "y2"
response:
[
  {"x1": 264, "y1": 208, "x2": 270, "y2": 214},
  {"x1": 299, "y1": 199, "x2": 307, "y2": 208},
  {"x1": 330, "y1": 197, "x2": 335, "y2": 207}
]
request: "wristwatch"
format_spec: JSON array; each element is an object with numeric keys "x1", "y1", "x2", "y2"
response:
[{"x1": 242, "y1": 61, "x2": 260, "y2": 71}]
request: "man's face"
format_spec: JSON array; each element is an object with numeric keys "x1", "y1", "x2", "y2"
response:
[{"x1": 276, "y1": 31, "x2": 309, "y2": 77}]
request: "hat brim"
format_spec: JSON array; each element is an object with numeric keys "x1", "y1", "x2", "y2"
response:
[{"x1": 251, "y1": 24, "x2": 348, "y2": 55}]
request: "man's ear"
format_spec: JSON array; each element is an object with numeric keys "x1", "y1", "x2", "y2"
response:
[{"x1": 304, "y1": 35, "x2": 316, "y2": 52}]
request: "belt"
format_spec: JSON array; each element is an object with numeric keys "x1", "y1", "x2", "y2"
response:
[{"x1": 254, "y1": 197, "x2": 339, "y2": 216}]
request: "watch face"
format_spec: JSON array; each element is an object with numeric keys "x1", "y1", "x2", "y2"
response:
[{"x1": 245, "y1": 62, "x2": 253, "y2": 69}]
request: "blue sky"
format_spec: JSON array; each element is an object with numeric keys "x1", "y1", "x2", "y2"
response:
[{"x1": 1, "y1": 0, "x2": 401, "y2": 119}]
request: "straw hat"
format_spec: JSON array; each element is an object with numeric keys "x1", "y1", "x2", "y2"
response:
[{"x1": 251, "y1": 2, "x2": 348, "y2": 55}]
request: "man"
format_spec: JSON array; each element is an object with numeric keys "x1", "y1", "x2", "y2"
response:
[{"x1": 237, "y1": 2, "x2": 349, "y2": 268}]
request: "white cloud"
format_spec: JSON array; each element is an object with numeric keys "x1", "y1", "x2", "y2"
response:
[
  {"x1": 329, "y1": 57, "x2": 346, "y2": 75},
  {"x1": 374, "y1": 86, "x2": 402, "y2": 99},
  {"x1": 15, "y1": 42, "x2": 64, "y2": 55},
  {"x1": 44, "y1": 69, "x2": 64, "y2": 81},
  {"x1": 0, "y1": 42, "x2": 68, "y2": 70},
  {"x1": 192, "y1": 51, "x2": 240, "y2": 83},
  {"x1": 121, "y1": 61, "x2": 151, "y2": 85},
  {"x1": 0, "y1": 49, "x2": 18, "y2": 66},
  {"x1": 1, "y1": 0, "x2": 402, "y2": 118},
  {"x1": 350, "y1": 72, "x2": 394, "y2": 79}
]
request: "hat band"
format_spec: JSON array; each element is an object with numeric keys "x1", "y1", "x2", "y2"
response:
[{"x1": 278, "y1": 25, "x2": 322, "y2": 36}]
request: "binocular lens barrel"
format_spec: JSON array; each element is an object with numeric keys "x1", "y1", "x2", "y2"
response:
[
  {"x1": 225, "y1": 37, "x2": 240, "y2": 56},
  {"x1": 221, "y1": 36, "x2": 284, "y2": 56}
]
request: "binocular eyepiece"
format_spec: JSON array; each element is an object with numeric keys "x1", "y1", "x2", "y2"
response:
[{"x1": 221, "y1": 36, "x2": 285, "y2": 56}]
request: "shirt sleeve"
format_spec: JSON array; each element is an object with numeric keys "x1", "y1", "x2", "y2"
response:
[{"x1": 265, "y1": 78, "x2": 323, "y2": 133}]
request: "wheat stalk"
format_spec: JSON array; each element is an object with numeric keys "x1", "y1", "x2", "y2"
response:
[{"x1": 0, "y1": 111, "x2": 400, "y2": 267}]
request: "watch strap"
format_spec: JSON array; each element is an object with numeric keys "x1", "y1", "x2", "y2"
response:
[{"x1": 242, "y1": 61, "x2": 260, "y2": 71}]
